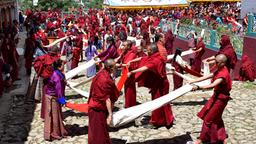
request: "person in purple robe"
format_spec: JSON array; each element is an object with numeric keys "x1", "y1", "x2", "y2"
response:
[
  {"x1": 44, "y1": 59, "x2": 68, "y2": 141},
  {"x1": 84, "y1": 39, "x2": 98, "y2": 78},
  {"x1": 95, "y1": 36, "x2": 119, "y2": 62}
]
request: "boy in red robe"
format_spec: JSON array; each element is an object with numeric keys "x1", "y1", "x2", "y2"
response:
[
  {"x1": 238, "y1": 55, "x2": 256, "y2": 82},
  {"x1": 117, "y1": 41, "x2": 137, "y2": 108},
  {"x1": 190, "y1": 54, "x2": 231, "y2": 144},
  {"x1": 128, "y1": 43, "x2": 174, "y2": 129},
  {"x1": 88, "y1": 59, "x2": 119, "y2": 144},
  {"x1": 191, "y1": 37, "x2": 205, "y2": 73}
]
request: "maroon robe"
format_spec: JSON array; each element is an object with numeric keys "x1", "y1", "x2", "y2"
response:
[
  {"x1": 71, "y1": 47, "x2": 81, "y2": 69},
  {"x1": 172, "y1": 61, "x2": 184, "y2": 90},
  {"x1": 121, "y1": 50, "x2": 137, "y2": 108},
  {"x1": 218, "y1": 35, "x2": 237, "y2": 71},
  {"x1": 1, "y1": 38, "x2": 19, "y2": 81},
  {"x1": 88, "y1": 69, "x2": 119, "y2": 144},
  {"x1": 239, "y1": 55, "x2": 256, "y2": 82},
  {"x1": 0, "y1": 59, "x2": 3, "y2": 96},
  {"x1": 24, "y1": 37, "x2": 35, "y2": 75},
  {"x1": 135, "y1": 52, "x2": 174, "y2": 127},
  {"x1": 165, "y1": 30, "x2": 174, "y2": 55},
  {"x1": 97, "y1": 45, "x2": 119, "y2": 62},
  {"x1": 191, "y1": 40, "x2": 205, "y2": 73},
  {"x1": 197, "y1": 66, "x2": 232, "y2": 143}
]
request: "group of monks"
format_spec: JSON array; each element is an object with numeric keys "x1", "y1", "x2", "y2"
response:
[
  {"x1": 0, "y1": 20, "x2": 20, "y2": 96},
  {"x1": 8, "y1": 4, "x2": 255, "y2": 144}
]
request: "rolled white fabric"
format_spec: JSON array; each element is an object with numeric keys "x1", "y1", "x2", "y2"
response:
[
  {"x1": 111, "y1": 80, "x2": 210, "y2": 127},
  {"x1": 65, "y1": 59, "x2": 96, "y2": 80},
  {"x1": 167, "y1": 49, "x2": 194, "y2": 60},
  {"x1": 68, "y1": 83, "x2": 90, "y2": 98}
]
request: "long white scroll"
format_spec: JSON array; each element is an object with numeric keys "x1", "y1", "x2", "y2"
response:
[
  {"x1": 167, "y1": 49, "x2": 194, "y2": 60},
  {"x1": 65, "y1": 59, "x2": 97, "y2": 80},
  {"x1": 68, "y1": 84, "x2": 90, "y2": 98},
  {"x1": 111, "y1": 80, "x2": 210, "y2": 127}
]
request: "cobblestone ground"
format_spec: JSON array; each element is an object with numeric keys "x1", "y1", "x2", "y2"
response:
[
  {"x1": 0, "y1": 31, "x2": 256, "y2": 144},
  {"x1": 23, "y1": 73, "x2": 256, "y2": 144}
]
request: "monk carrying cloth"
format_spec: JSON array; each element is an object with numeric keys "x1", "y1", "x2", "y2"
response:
[
  {"x1": 128, "y1": 43, "x2": 174, "y2": 129},
  {"x1": 189, "y1": 54, "x2": 232, "y2": 144},
  {"x1": 88, "y1": 59, "x2": 119, "y2": 144}
]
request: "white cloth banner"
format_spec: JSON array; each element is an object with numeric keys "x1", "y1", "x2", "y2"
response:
[
  {"x1": 111, "y1": 80, "x2": 210, "y2": 127},
  {"x1": 68, "y1": 83, "x2": 90, "y2": 98},
  {"x1": 65, "y1": 59, "x2": 96, "y2": 80},
  {"x1": 167, "y1": 49, "x2": 194, "y2": 60}
]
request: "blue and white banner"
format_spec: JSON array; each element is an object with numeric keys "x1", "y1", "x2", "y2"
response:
[{"x1": 104, "y1": 0, "x2": 188, "y2": 6}]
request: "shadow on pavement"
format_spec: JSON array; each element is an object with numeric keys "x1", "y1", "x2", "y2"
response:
[
  {"x1": 112, "y1": 133, "x2": 192, "y2": 144},
  {"x1": 171, "y1": 99, "x2": 207, "y2": 106}
]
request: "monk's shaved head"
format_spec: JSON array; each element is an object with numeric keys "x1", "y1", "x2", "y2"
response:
[
  {"x1": 150, "y1": 43, "x2": 158, "y2": 53},
  {"x1": 104, "y1": 59, "x2": 116, "y2": 70},
  {"x1": 216, "y1": 54, "x2": 227, "y2": 63}
]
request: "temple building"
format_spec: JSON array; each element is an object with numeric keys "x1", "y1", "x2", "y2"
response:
[{"x1": 0, "y1": 0, "x2": 19, "y2": 30}]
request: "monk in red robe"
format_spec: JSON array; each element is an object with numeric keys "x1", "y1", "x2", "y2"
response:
[
  {"x1": 155, "y1": 33, "x2": 168, "y2": 61},
  {"x1": 118, "y1": 41, "x2": 137, "y2": 108},
  {"x1": 128, "y1": 43, "x2": 174, "y2": 129},
  {"x1": 206, "y1": 35, "x2": 237, "y2": 73},
  {"x1": 165, "y1": 30, "x2": 174, "y2": 55},
  {"x1": 24, "y1": 30, "x2": 35, "y2": 75},
  {"x1": 238, "y1": 55, "x2": 256, "y2": 82},
  {"x1": 96, "y1": 37, "x2": 119, "y2": 62},
  {"x1": 71, "y1": 46, "x2": 81, "y2": 69},
  {"x1": 88, "y1": 59, "x2": 119, "y2": 144},
  {"x1": 190, "y1": 54, "x2": 231, "y2": 144},
  {"x1": 2, "y1": 36, "x2": 19, "y2": 81},
  {"x1": 0, "y1": 55, "x2": 3, "y2": 97},
  {"x1": 191, "y1": 37, "x2": 205, "y2": 73}
]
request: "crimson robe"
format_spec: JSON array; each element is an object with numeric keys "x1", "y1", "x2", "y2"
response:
[
  {"x1": 135, "y1": 52, "x2": 174, "y2": 127},
  {"x1": 239, "y1": 55, "x2": 256, "y2": 82},
  {"x1": 218, "y1": 35, "x2": 237, "y2": 71},
  {"x1": 191, "y1": 41, "x2": 205, "y2": 73},
  {"x1": 88, "y1": 69, "x2": 119, "y2": 144},
  {"x1": 197, "y1": 66, "x2": 232, "y2": 143},
  {"x1": 121, "y1": 50, "x2": 137, "y2": 108}
]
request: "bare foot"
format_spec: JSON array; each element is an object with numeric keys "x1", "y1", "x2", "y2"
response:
[
  {"x1": 223, "y1": 138, "x2": 228, "y2": 144},
  {"x1": 194, "y1": 139, "x2": 202, "y2": 144}
]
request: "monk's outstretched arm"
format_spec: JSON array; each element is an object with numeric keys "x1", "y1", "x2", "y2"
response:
[
  {"x1": 189, "y1": 73, "x2": 213, "y2": 84},
  {"x1": 106, "y1": 98, "x2": 112, "y2": 125},
  {"x1": 200, "y1": 78, "x2": 223, "y2": 90},
  {"x1": 127, "y1": 66, "x2": 148, "y2": 77}
]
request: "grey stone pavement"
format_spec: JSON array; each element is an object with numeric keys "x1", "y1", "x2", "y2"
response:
[{"x1": 0, "y1": 31, "x2": 256, "y2": 144}]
